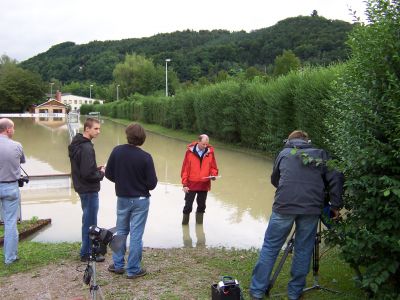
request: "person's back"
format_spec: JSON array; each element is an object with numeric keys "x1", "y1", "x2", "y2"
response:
[
  {"x1": 250, "y1": 130, "x2": 343, "y2": 300},
  {"x1": 105, "y1": 144, "x2": 157, "y2": 197},
  {"x1": 105, "y1": 123, "x2": 157, "y2": 278}
]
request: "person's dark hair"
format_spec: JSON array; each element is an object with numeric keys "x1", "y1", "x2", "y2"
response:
[
  {"x1": 126, "y1": 123, "x2": 146, "y2": 146},
  {"x1": 84, "y1": 118, "x2": 100, "y2": 131},
  {"x1": 288, "y1": 130, "x2": 309, "y2": 141}
]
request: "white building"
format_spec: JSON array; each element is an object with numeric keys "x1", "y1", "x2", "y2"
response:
[{"x1": 58, "y1": 93, "x2": 104, "y2": 112}]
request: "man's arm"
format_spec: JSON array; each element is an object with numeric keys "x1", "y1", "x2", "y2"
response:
[
  {"x1": 144, "y1": 155, "x2": 157, "y2": 190},
  {"x1": 79, "y1": 145, "x2": 104, "y2": 182},
  {"x1": 210, "y1": 152, "x2": 218, "y2": 177},
  {"x1": 104, "y1": 149, "x2": 115, "y2": 182},
  {"x1": 271, "y1": 154, "x2": 282, "y2": 188}
]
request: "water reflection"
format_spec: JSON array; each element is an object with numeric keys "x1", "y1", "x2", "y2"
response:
[{"x1": 12, "y1": 117, "x2": 276, "y2": 249}]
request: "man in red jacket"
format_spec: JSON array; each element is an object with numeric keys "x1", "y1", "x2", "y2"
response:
[{"x1": 181, "y1": 134, "x2": 219, "y2": 225}]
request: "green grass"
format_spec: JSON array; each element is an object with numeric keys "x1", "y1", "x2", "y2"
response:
[
  {"x1": 0, "y1": 216, "x2": 40, "y2": 239},
  {"x1": 0, "y1": 241, "x2": 80, "y2": 277}
]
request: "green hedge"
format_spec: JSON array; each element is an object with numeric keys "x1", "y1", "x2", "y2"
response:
[{"x1": 82, "y1": 66, "x2": 339, "y2": 155}]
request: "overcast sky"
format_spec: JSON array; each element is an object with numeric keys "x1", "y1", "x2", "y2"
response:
[{"x1": 1, "y1": 0, "x2": 367, "y2": 62}]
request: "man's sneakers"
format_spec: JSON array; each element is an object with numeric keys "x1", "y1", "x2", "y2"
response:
[
  {"x1": 107, "y1": 263, "x2": 125, "y2": 274},
  {"x1": 80, "y1": 254, "x2": 105, "y2": 263},
  {"x1": 126, "y1": 268, "x2": 147, "y2": 279}
]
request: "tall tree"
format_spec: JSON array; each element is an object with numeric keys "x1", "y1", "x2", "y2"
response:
[
  {"x1": 0, "y1": 63, "x2": 45, "y2": 112},
  {"x1": 273, "y1": 50, "x2": 301, "y2": 76},
  {"x1": 113, "y1": 54, "x2": 178, "y2": 97}
]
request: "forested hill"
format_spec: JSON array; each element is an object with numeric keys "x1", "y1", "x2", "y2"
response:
[{"x1": 20, "y1": 15, "x2": 353, "y2": 84}]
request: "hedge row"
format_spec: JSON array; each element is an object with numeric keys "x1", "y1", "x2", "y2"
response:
[{"x1": 81, "y1": 66, "x2": 338, "y2": 155}]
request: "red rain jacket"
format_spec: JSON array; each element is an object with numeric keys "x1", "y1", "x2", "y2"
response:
[{"x1": 181, "y1": 141, "x2": 219, "y2": 191}]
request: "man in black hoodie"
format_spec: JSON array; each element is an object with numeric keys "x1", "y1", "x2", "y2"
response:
[
  {"x1": 250, "y1": 130, "x2": 344, "y2": 300},
  {"x1": 68, "y1": 118, "x2": 105, "y2": 262}
]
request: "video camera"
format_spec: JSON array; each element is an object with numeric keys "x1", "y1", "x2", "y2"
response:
[{"x1": 88, "y1": 225, "x2": 125, "y2": 256}]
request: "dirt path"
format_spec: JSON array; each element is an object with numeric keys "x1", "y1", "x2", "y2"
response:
[{"x1": 0, "y1": 247, "x2": 234, "y2": 300}]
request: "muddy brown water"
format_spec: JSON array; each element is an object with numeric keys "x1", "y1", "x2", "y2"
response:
[{"x1": 11, "y1": 117, "x2": 276, "y2": 249}]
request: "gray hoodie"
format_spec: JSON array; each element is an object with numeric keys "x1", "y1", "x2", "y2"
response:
[{"x1": 271, "y1": 139, "x2": 344, "y2": 215}]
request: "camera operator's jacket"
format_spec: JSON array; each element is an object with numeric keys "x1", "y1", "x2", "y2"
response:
[
  {"x1": 181, "y1": 141, "x2": 218, "y2": 191},
  {"x1": 271, "y1": 138, "x2": 343, "y2": 215},
  {"x1": 68, "y1": 133, "x2": 104, "y2": 194}
]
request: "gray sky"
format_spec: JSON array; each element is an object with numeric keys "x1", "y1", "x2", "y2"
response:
[{"x1": 1, "y1": 0, "x2": 367, "y2": 62}]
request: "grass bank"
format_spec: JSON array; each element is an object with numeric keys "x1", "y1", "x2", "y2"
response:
[{"x1": 0, "y1": 240, "x2": 366, "y2": 299}]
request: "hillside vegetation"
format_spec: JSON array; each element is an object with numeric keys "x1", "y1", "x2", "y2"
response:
[{"x1": 20, "y1": 15, "x2": 353, "y2": 84}]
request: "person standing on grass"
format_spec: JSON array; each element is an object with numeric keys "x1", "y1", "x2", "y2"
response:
[
  {"x1": 0, "y1": 118, "x2": 25, "y2": 265},
  {"x1": 105, "y1": 123, "x2": 157, "y2": 279},
  {"x1": 249, "y1": 130, "x2": 344, "y2": 300},
  {"x1": 68, "y1": 118, "x2": 105, "y2": 262}
]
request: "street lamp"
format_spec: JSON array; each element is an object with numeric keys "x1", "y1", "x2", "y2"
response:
[
  {"x1": 90, "y1": 84, "x2": 93, "y2": 99},
  {"x1": 50, "y1": 82, "x2": 54, "y2": 99},
  {"x1": 165, "y1": 59, "x2": 171, "y2": 97},
  {"x1": 117, "y1": 84, "x2": 120, "y2": 101}
]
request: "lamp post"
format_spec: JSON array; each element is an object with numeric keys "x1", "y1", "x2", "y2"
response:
[
  {"x1": 117, "y1": 84, "x2": 120, "y2": 101},
  {"x1": 165, "y1": 58, "x2": 171, "y2": 97},
  {"x1": 50, "y1": 82, "x2": 54, "y2": 99},
  {"x1": 90, "y1": 84, "x2": 93, "y2": 99}
]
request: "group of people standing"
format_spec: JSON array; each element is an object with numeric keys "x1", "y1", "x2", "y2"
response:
[
  {"x1": 1, "y1": 116, "x2": 343, "y2": 300},
  {"x1": 68, "y1": 118, "x2": 218, "y2": 279}
]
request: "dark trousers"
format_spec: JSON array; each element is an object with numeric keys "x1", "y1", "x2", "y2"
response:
[{"x1": 183, "y1": 191, "x2": 208, "y2": 214}]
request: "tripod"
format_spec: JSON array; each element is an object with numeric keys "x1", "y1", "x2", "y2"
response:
[
  {"x1": 266, "y1": 220, "x2": 339, "y2": 297},
  {"x1": 302, "y1": 220, "x2": 339, "y2": 294},
  {"x1": 83, "y1": 244, "x2": 104, "y2": 300}
]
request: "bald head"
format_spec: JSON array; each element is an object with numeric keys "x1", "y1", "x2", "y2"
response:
[
  {"x1": 197, "y1": 134, "x2": 209, "y2": 151},
  {"x1": 0, "y1": 118, "x2": 15, "y2": 138}
]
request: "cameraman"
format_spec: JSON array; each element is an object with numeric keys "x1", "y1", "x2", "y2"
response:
[
  {"x1": 0, "y1": 118, "x2": 25, "y2": 265},
  {"x1": 249, "y1": 130, "x2": 344, "y2": 300}
]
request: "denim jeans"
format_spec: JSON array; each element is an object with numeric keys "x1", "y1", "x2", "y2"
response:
[
  {"x1": 0, "y1": 182, "x2": 20, "y2": 264},
  {"x1": 250, "y1": 211, "x2": 319, "y2": 300},
  {"x1": 79, "y1": 192, "x2": 99, "y2": 257},
  {"x1": 112, "y1": 196, "x2": 149, "y2": 276}
]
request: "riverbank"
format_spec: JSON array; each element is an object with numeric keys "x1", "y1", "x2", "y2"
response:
[
  {"x1": 0, "y1": 240, "x2": 365, "y2": 300},
  {"x1": 104, "y1": 117, "x2": 272, "y2": 160}
]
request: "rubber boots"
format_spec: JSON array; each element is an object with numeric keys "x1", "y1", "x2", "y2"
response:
[
  {"x1": 182, "y1": 213, "x2": 190, "y2": 225},
  {"x1": 196, "y1": 212, "x2": 204, "y2": 224}
]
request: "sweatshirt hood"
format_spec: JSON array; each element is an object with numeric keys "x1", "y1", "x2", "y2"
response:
[
  {"x1": 68, "y1": 133, "x2": 91, "y2": 158},
  {"x1": 284, "y1": 138, "x2": 313, "y2": 149}
]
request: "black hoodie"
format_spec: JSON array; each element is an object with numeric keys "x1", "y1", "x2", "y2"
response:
[{"x1": 68, "y1": 133, "x2": 104, "y2": 194}]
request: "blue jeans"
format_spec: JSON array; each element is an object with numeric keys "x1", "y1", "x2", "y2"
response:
[
  {"x1": 112, "y1": 197, "x2": 149, "y2": 276},
  {"x1": 250, "y1": 211, "x2": 319, "y2": 300},
  {"x1": 0, "y1": 182, "x2": 20, "y2": 264},
  {"x1": 79, "y1": 192, "x2": 99, "y2": 257}
]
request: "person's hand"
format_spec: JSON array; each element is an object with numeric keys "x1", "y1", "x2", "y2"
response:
[
  {"x1": 183, "y1": 186, "x2": 189, "y2": 193},
  {"x1": 330, "y1": 208, "x2": 340, "y2": 220}
]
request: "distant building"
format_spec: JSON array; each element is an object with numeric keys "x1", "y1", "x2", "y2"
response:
[
  {"x1": 34, "y1": 99, "x2": 67, "y2": 115},
  {"x1": 58, "y1": 92, "x2": 104, "y2": 112}
]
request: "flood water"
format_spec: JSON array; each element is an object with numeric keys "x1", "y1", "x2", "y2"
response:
[{"x1": 11, "y1": 117, "x2": 276, "y2": 249}]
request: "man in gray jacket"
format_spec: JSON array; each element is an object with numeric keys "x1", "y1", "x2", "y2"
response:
[
  {"x1": 0, "y1": 118, "x2": 25, "y2": 265},
  {"x1": 250, "y1": 130, "x2": 344, "y2": 300}
]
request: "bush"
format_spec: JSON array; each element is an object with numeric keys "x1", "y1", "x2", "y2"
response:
[{"x1": 325, "y1": 0, "x2": 400, "y2": 298}]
